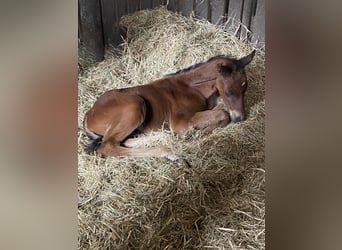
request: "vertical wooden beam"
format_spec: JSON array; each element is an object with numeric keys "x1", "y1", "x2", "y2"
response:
[
  {"x1": 101, "y1": 0, "x2": 134, "y2": 47},
  {"x1": 250, "y1": 0, "x2": 265, "y2": 48},
  {"x1": 79, "y1": 0, "x2": 104, "y2": 61},
  {"x1": 141, "y1": 0, "x2": 153, "y2": 9},
  {"x1": 210, "y1": 0, "x2": 226, "y2": 24},
  {"x1": 178, "y1": 0, "x2": 194, "y2": 16},
  {"x1": 168, "y1": 0, "x2": 179, "y2": 12},
  {"x1": 226, "y1": 0, "x2": 244, "y2": 38},
  {"x1": 127, "y1": 0, "x2": 140, "y2": 13},
  {"x1": 117, "y1": 0, "x2": 129, "y2": 44},
  {"x1": 100, "y1": 0, "x2": 118, "y2": 46},
  {"x1": 152, "y1": 0, "x2": 167, "y2": 7},
  {"x1": 227, "y1": 0, "x2": 244, "y2": 20},
  {"x1": 240, "y1": 0, "x2": 254, "y2": 40},
  {"x1": 195, "y1": 0, "x2": 210, "y2": 20}
]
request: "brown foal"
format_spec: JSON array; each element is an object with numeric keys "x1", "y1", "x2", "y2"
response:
[{"x1": 84, "y1": 50, "x2": 255, "y2": 159}]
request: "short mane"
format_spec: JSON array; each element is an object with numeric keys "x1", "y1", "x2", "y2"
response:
[{"x1": 166, "y1": 55, "x2": 236, "y2": 76}]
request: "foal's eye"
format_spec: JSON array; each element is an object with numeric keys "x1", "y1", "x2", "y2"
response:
[{"x1": 226, "y1": 90, "x2": 234, "y2": 97}]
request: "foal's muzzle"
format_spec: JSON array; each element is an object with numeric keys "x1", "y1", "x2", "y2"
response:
[
  {"x1": 232, "y1": 116, "x2": 242, "y2": 123},
  {"x1": 229, "y1": 110, "x2": 244, "y2": 123}
]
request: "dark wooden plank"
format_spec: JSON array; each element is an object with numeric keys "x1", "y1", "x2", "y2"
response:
[
  {"x1": 167, "y1": 0, "x2": 179, "y2": 12},
  {"x1": 250, "y1": 0, "x2": 265, "y2": 48},
  {"x1": 152, "y1": 0, "x2": 167, "y2": 8},
  {"x1": 227, "y1": 0, "x2": 243, "y2": 21},
  {"x1": 241, "y1": 0, "x2": 253, "y2": 29},
  {"x1": 101, "y1": 0, "x2": 129, "y2": 47},
  {"x1": 79, "y1": 0, "x2": 104, "y2": 61},
  {"x1": 178, "y1": 0, "x2": 194, "y2": 17},
  {"x1": 210, "y1": 0, "x2": 226, "y2": 24},
  {"x1": 226, "y1": 0, "x2": 244, "y2": 37},
  {"x1": 195, "y1": 0, "x2": 210, "y2": 20},
  {"x1": 140, "y1": 0, "x2": 153, "y2": 9},
  {"x1": 240, "y1": 0, "x2": 254, "y2": 40},
  {"x1": 115, "y1": 0, "x2": 127, "y2": 21},
  {"x1": 115, "y1": 0, "x2": 128, "y2": 44},
  {"x1": 100, "y1": 0, "x2": 118, "y2": 46},
  {"x1": 127, "y1": 0, "x2": 140, "y2": 13}
]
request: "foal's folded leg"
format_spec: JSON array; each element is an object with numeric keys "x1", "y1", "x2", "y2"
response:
[
  {"x1": 189, "y1": 109, "x2": 230, "y2": 134},
  {"x1": 95, "y1": 103, "x2": 177, "y2": 159},
  {"x1": 122, "y1": 133, "x2": 164, "y2": 148}
]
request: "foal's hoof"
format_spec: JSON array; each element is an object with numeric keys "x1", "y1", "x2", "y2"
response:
[
  {"x1": 160, "y1": 146, "x2": 179, "y2": 161},
  {"x1": 165, "y1": 154, "x2": 179, "y2": 161},
  {"x1": 95, "y1": 148, "x2": 109, "y2": 158},
  {"x1": 162, "y1": 152, "x2": 179, "y2": 161}
]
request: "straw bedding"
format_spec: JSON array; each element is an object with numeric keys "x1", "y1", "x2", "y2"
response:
[{"x1": 78, "y1": 7, "x2": 265, "y2": 249}]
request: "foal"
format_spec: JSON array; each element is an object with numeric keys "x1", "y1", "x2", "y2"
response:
[{"x1": 84, "y1": 50, "x2": 255, "y2": 159}]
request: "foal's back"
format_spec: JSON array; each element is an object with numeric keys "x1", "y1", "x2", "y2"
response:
[{"x1": 120, "y1": 78, "x2": 208, "y2": 129}]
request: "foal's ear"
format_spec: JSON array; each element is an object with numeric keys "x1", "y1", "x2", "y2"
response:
[{"x1": 237, "y1": 50, "x2": 256, "y2": 68}]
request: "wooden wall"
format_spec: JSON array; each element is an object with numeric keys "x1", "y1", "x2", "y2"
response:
[{"x1": 79, "y1": 0, "x2": 264, "y2": 61}]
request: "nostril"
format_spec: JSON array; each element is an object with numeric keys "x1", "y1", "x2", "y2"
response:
[{"x1": 233, "y1": 116, "x2": 241, "y2": 122}]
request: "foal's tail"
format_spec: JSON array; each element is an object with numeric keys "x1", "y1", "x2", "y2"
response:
[{"x1": 86, "y1": 136, "x2": 103, "y2": 153}]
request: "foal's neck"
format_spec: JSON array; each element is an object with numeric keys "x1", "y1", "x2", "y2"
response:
[{"x1": 176, "y1": 62, "x2": 219, "y2": 85}]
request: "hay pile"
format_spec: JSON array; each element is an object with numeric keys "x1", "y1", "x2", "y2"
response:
[{"x1": 78, "y1": 7, "x2": 265, "y2": 249}]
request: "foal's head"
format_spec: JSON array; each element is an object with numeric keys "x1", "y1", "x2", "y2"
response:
[{"x1": 216, "y1": 50, "x2": 255, "y2": 122}]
